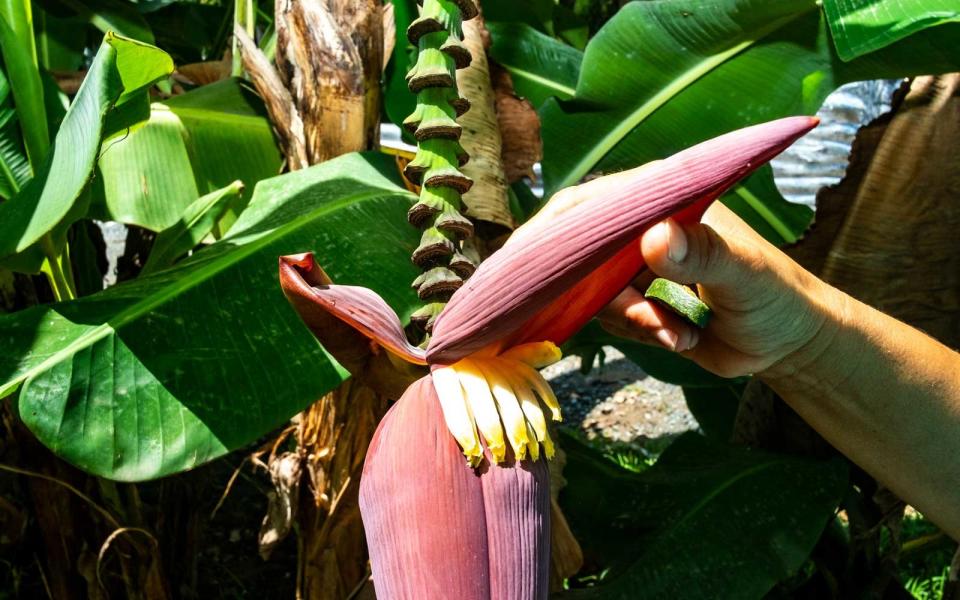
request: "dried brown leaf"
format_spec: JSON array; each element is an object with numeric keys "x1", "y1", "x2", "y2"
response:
[
  {"x1": 274, "y1": 0, "x2": 382, "y2": 163},
  {"x1": 174, "y1": 59, "x2": 231, "y2": 87},
  {"x1": 382, "y1": 3, "x2": 396, "y2": 73},
  {"x1": 234, "y1": 24, "x2": 309, "y2": 170},
  {"x1": 458, "y1": 14, "x2": 515, "y2": 231},
  {"x1": 490, "y1": 63, "x2": 542, "y2": 184},
  {"x1": 818, "y1": 74, "x2": 960, "y2": 347},
  {"x1": 257, "y1": 452, "x2": 302, "y2": 559}
]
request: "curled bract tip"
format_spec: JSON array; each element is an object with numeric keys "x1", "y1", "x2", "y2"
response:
[{"x1": 279, "y1": 253, "x2": 427, "y2": 366}]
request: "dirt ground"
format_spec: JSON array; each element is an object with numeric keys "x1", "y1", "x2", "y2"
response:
[{"x1": 543, "y1": 347, "x2": 700, "y2": 448}]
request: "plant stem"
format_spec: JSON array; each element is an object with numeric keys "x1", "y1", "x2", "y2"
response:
[
  {"x1": 404, "y1": 0, "x2": 479, "y2": 340},
  {"x1": 40, "y1": 235, "x2": 75, "y2": 301},
  {"x1": 232, "y1": 0, "x2": 256, "y2": 77}
]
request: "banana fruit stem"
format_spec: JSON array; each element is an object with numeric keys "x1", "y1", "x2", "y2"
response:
[{"x1": 404, "y1": 0, "x2": 480, "y2": 340}]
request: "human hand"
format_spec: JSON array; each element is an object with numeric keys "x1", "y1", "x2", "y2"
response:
[{"x1": 599, "y1": 202, "x2": 837, "y2": 379}]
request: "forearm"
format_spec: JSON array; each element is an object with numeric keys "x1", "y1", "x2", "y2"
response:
[
  {"x1": 762, "y1": 286, "x2": 960, "y2": 539},
  {"x1": 629, "y1": 203, "x2": 960, "y2": 535}
]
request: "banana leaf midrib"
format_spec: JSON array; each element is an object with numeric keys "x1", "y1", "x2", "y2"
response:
[
  {"x1": 552, "y1": 4, "x2": 818, "y2": 191},
  {"x1": 662, "y1": 458, "x2": 782, "y2": 534},
  {"x1": 497, "y1": 64, "x2": 575, "y2": 98}
]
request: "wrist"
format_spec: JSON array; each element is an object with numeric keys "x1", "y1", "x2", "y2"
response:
[{"x1": 758, "y1": 277, "x2": 850, "y2": 390}]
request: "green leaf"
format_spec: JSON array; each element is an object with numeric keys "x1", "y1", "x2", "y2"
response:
[
  {"x1": 0, "y1": 108, "x2": 31, "y2": 199},
  {"x1": 560, "y1": 431, "x2": 848, "y2": 599},
  {"x1": 682, "y1": 384, "x2": 743, "y2": 440},
  {"x1": 94, "y1": 79, "x2": 282, "y2": 233},
  {"x1": 823, "y1": 0, "x2": 960, "y2": 61},
  {"x1": 1, "y1": 153, "x2": 421, "y2": 480},
  {"x1": 52, "y1": 0, "x2": 156, "y2": 43},
  {"x1": 36, "y1": 8, "x2": 86, "y2": 72},
  {"x1": 95, "y1": 106, "x2": 200, "y2": 230},
  {"x1": 140, "y1": 181, "x2": 243, "y2": 274},
  {"x1": 487, "y1": 21, "x2": 582, "y2": 108},
  {"x1": 0, "y1": 5, "x2": 49, "y2": 169},
  {"x1": 540, "y1": 0, "x2": 960, "y2": 237},
  {"x1": 722, "y1": 166, "x2": 815, "y2": 245},
  {"x1": 383, "y1": 0, "x2": 418, "y2": 131},
  {"x1": 563, "y1": 320, "x2": 737, "y2": 388},
  {"x1": 482, "y1": 0, "x2": 557, "y2": 33},
  {"x1": 0, "y1": 33, "x2": 173, "y2": 272}
]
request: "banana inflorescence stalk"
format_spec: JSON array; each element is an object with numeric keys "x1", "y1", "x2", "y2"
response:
[{"x1": 404, "y1": 0, "x2": 480, "y2": 341}]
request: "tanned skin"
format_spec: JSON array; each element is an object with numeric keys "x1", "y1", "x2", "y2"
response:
[{"x1": 595, "y1": 201, "x2": 960, "y2": 540}]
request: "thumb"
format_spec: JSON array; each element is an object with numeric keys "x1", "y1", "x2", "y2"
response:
[{"x1": 640, "y1": 216, "x2": 755, "y2": 289}]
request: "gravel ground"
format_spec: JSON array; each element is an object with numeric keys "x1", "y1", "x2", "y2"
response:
[{"x1": 543, "y1": 346, "x2": 700, "y2": 448}]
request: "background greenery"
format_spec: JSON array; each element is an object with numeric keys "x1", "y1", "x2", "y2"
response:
[{"x1": 0, "y1": 0, "x2": 957, "y2": 597}]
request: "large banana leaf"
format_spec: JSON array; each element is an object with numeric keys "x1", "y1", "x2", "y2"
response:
[
  {"x1": 0, "y1": 33, "x2": 173, "y2": 272},
  {"x1": 94, "y1": 78, "x2": 282, "y2": 232},
  {"x1": 560, "y1": 432, "x2": 848, "y2": 598},
  {"x1": 540, "y1": 0, "x2": 960, "y2": 241},
  {"x1": 823, "y1": 0, "x2": 960, "y2": 60},
  {"x1": 486, "y1": 21, "x2": 582, "y2": 108},
  {"x1": 0, "y1": 153, "x2": 420, "y2": 481}
]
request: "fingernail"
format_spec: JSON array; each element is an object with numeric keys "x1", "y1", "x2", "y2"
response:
[
  {"x1": 665, "y1": 219, "x2": 688, "y2": 263},
  {"x1": 655, "y1": 328, "x2": 678, "y2": 351}
]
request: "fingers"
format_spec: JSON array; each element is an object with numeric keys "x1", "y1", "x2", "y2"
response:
[
  {"x1": 598, "y1": 286, "x2": 699, "y2": 352},
  {"x1": 630, "y1": 268, "x2": 657, "y2": 291},
  {"x1": 640, "y1": 203, "x2": 769, "y2": 290}
]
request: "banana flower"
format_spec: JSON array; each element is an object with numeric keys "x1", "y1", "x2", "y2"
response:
[{"x1": 279, "y1": 117, "x2": 817, "y2": 599}]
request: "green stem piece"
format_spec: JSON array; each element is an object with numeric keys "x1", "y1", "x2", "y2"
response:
[
  {"x1": 40, "y1": 234, "x2": 75, "y2": 301},
  {"x1": 644, "y1": 278, "x2": 711, "y2": 328}
]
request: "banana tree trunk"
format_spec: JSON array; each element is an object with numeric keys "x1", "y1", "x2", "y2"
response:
[
  {"x1": 274, "y1": 0, "x2": 383, "y2": 164},
  {"x1": 238, "y1": 2, "x2": 387, "y2": 597},
  {"x1": 294, "y1": 382, "x2": 386, "y2": 600}
]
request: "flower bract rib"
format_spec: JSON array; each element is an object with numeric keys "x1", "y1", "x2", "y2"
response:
[
  {"x1": 359, "y1": 375, "x2": 551, "y2": 600},
  {"x1": 426, "y1": 117, "x2": 821, "y2": 364},
  {"x1": 359, "y1": 376, "x2": 493, "y2": 599}
]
